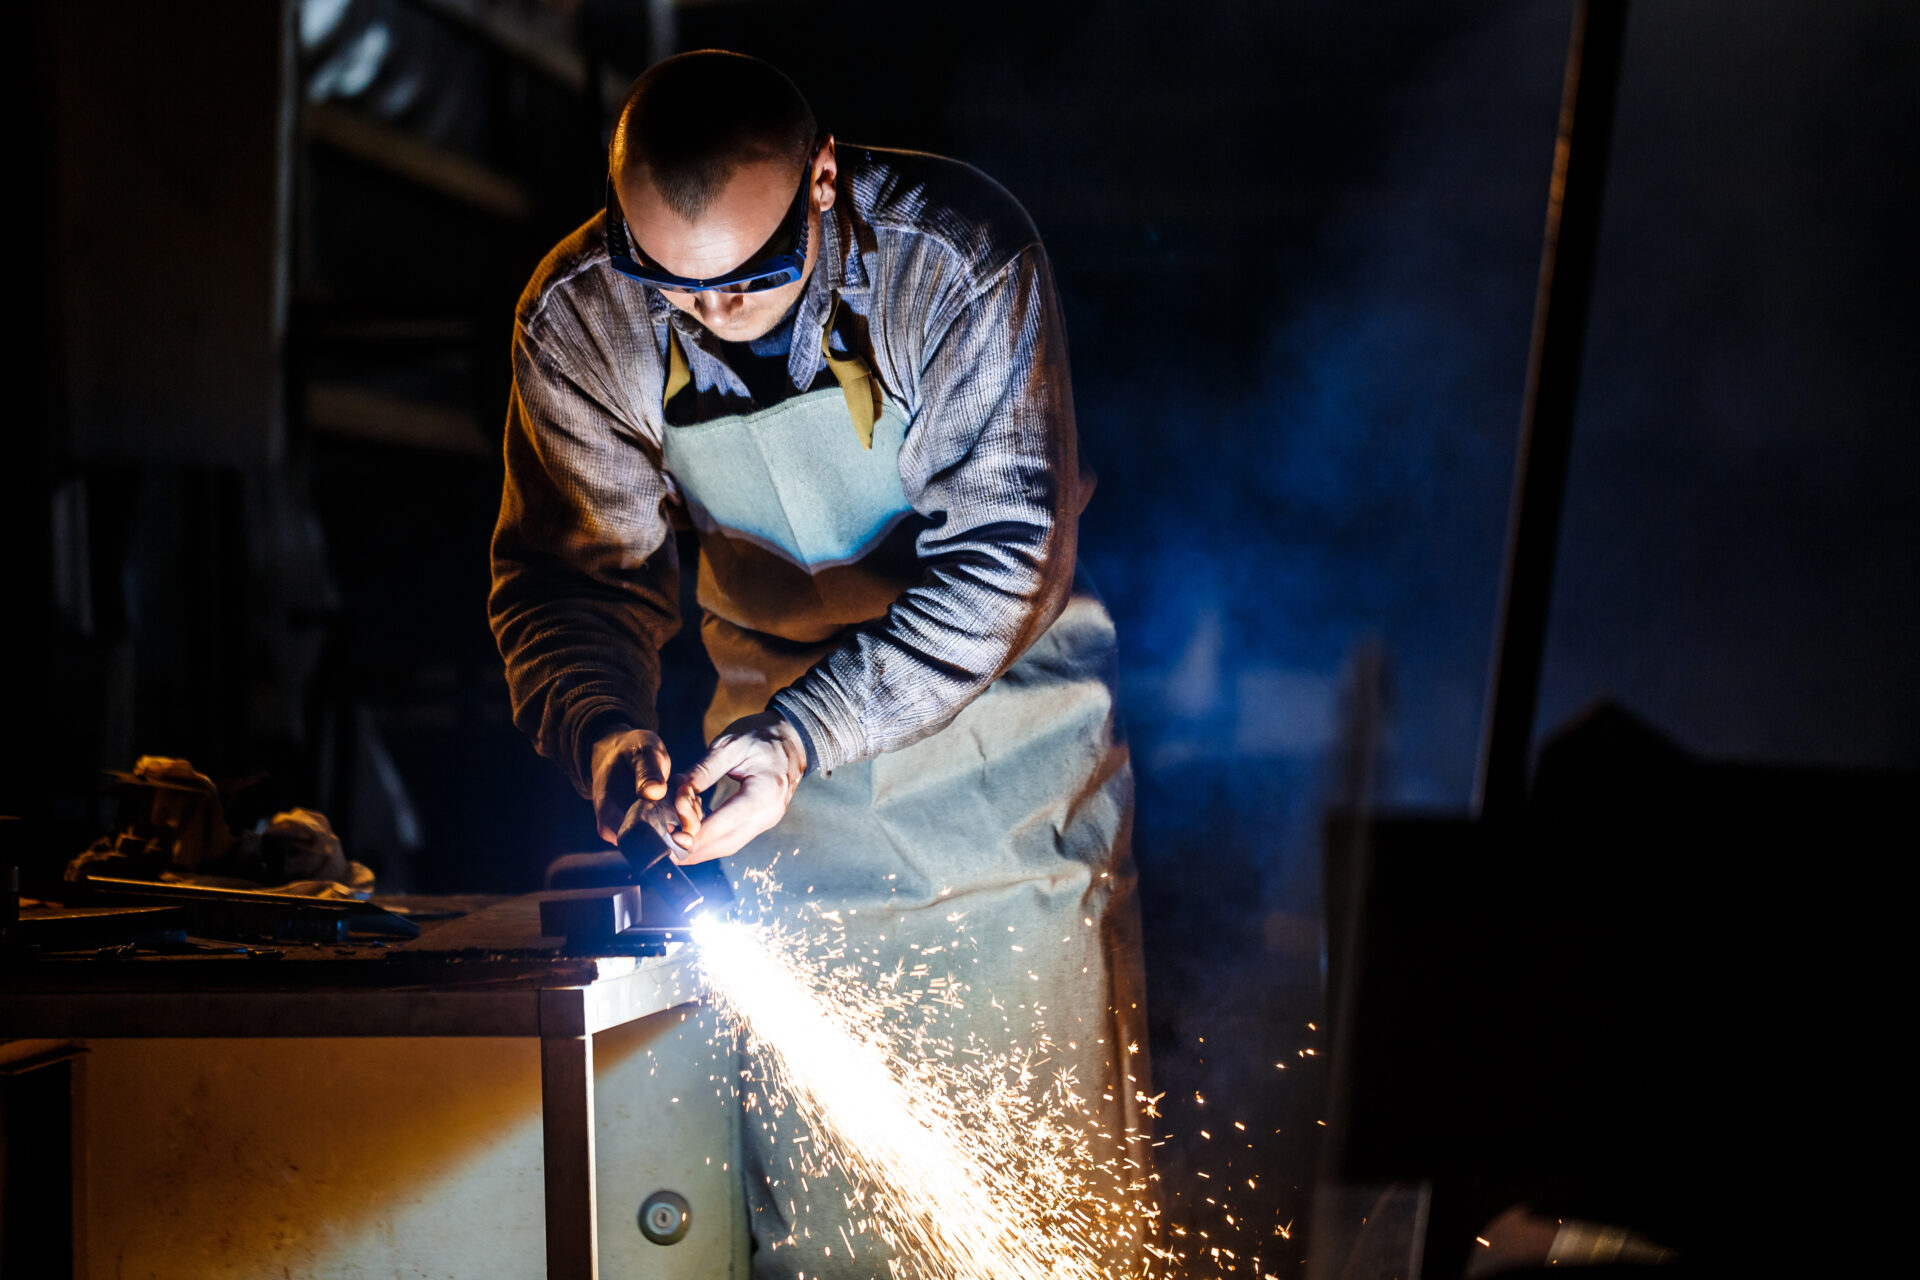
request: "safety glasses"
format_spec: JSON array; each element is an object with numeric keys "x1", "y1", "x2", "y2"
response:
[{"x1": 604, "y1": 160, "x2": 813, "y2": 295}]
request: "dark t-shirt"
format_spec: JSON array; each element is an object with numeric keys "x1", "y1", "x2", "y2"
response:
[{"x1": 717, "y1": 300, "x2": 804, "y2": 408}]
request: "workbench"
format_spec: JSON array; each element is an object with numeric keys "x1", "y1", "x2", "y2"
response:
[{"x1": 0, "y1": 893, "x2": 747, "y2": 1279}]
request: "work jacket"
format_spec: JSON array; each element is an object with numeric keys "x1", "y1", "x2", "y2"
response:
[{"x1": 490, "y1": 146, "x2": 1092, "y2": 791}]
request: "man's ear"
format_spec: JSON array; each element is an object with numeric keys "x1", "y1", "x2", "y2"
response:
[{"x1": 812, "y1": 134, "x2": 838, "y2": 213}]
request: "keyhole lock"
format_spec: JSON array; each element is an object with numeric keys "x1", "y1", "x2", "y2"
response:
[{"x1": 639, "y1": 1189, "x2": 692, "y2": 1245}]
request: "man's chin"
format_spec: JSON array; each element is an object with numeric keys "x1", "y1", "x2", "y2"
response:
[
  {"x1": 683, "y1": 279, "x2": 806, "y2": 344},
  {"x1": 700, "y1": 315, "x2": 777, "y2": 342}
]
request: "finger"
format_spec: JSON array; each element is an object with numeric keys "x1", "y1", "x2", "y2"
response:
[
  {"x1": 595, "y1": 782, "x2": 634, "y2": 845},
  {"x1": 680, "y1": 774, "x2": 785, "y2": 864},
  {"x1": 670, "y1": 839, "x2": 732, "y2": 866},
  {"x1": 670, "y1": 775, "x2": 703, "y2": 845},
  {"x1": 634, "y1": 739, "x2": 671, "y2": 802},
  {"x1": 684, "y1": 735, "x2": 753, "y2": 795},
  {"x1": 614, "y1": 794, "x2": 652, "y2": 844}
]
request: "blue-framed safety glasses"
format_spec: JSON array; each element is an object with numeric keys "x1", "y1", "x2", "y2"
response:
[{"x1": 604, "y1": 159, "x2": 813, "y2": 295}]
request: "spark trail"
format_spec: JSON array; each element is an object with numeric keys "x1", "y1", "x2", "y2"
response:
[
  {"x1": 693, "y1": 912, "x2": 1148, "y2": 1279},
  {"x1": 691, "y1": 863, "x2": 1291, "y2": 1280}
]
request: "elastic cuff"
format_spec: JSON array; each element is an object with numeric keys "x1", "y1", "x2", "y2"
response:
[
  {"x1": 770, "y1": 704, "x2": 819, "y2": 775},
  {"x1": 767, "y1": 688, "x2": 848, "y2": 774},
  {"x1": 581, "y1": 709, "x2": 639, "y2": 755},
  {"x1": 562, "y1": 698, "x2": 650, "y2": 798}
]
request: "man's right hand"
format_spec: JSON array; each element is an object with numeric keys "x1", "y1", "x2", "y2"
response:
[{"x1": 589, "y1": 726, "x2": 675, "y2": 845}]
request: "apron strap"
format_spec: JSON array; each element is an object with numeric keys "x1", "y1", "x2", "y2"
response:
[
  {"x1": 821, "y1": 295, "x2": 882, "y2": 450},
  {"x1": 662, "y1": 301, "x2": 881, "y2": 453},
  {"x1": 664, "y1": 326, "x2": 693, "y2": 406}
]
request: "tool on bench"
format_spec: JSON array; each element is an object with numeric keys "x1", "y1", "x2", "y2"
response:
[{"x1": 66, "y1": 876, "x2": 420, "y2": 943}]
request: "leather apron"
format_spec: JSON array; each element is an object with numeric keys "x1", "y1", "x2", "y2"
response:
[{"x1": 661, "y1": 308, "x2": 1149, "y2": 1279}]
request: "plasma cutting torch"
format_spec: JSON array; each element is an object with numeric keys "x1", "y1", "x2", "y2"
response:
[
  {"x1": 538, "y1": 799, "x2": 733, "y2": 950},
  {"x1": 618, "y1": 801, "x2": 719, "y2": 922}
]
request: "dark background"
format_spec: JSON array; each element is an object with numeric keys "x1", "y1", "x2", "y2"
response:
[{"x1": 7, "y1": 0, "x2": 1915, "y2": 1271}]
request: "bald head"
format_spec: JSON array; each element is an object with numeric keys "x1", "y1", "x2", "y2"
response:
[{"x1": 610, "y1": 50, "x2": 817, "y2": 222}]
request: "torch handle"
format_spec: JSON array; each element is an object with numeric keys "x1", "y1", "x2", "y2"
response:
[{"x1": 617, "y1": 804, "x2": 709, "y2": 920}]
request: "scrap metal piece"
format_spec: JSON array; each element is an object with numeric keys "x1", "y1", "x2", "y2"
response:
[{"x1": 538, "y1": 887, "x2": 643, "y2": 941}]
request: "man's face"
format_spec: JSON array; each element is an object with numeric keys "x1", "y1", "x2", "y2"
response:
[{"x1": 616, "y1": 139, "x2": 837, "y2": 343}]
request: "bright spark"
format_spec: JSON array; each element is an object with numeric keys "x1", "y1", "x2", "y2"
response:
[
  {"x1": 693, "y1": 911, "x2": 1149, "y2": 1279},
  {"x1": 688, "y1": 859, "x2": 1298, "y2": 1280}
]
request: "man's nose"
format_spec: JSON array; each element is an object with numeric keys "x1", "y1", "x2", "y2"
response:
[{"x1": 694, "y1": 291, "x2": 745, "y2": 324}]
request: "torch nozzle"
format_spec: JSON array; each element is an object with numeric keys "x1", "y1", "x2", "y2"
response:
[{"x1": 616, "y1": 803, "x2": 733, "y2": 922}]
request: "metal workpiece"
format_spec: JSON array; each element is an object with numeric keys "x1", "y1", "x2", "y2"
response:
[{"x1": 540, "y1": 886, "x2": 644, "y2": 940}]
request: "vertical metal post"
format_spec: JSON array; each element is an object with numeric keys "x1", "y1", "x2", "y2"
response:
[
  {"x1": 540, "y1": 992, "x2": 600, "y2": 1280},
  {"x1": 1475, "y1": 0, "x2": 1631, "y2": 820}
]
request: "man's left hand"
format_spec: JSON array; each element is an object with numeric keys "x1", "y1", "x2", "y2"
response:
[{"x1": 670, "y1": 710, "x2": 808, "y2": 864}]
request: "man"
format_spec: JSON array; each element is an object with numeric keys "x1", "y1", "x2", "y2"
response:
[{"x1": 490, "y1": 50, "x2": 1148, "y2": 1276}]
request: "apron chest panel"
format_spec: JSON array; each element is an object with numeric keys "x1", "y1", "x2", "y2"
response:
[
  {"x1": 662, "y1": 390, "x2": 914, "y2": 573},
  {"x1": 657, "y1": 317, "x2": 1151, "y2": 1276}
]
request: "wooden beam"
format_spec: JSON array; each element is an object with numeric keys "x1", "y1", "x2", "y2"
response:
[
  {"x1": 305, "y1": 383, "x2": 490, "y2": 456},
  {"x1": 305, "y1": 102, "x2": 531, "y2": 221}
]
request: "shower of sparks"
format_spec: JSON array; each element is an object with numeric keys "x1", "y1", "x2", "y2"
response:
[
  {"x1": 691, "y1": 860, "x2": 1297, "y2": 1280},
  {"x1": 693, "y1": 912, "x2": 1150, "y2": 1277}
]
